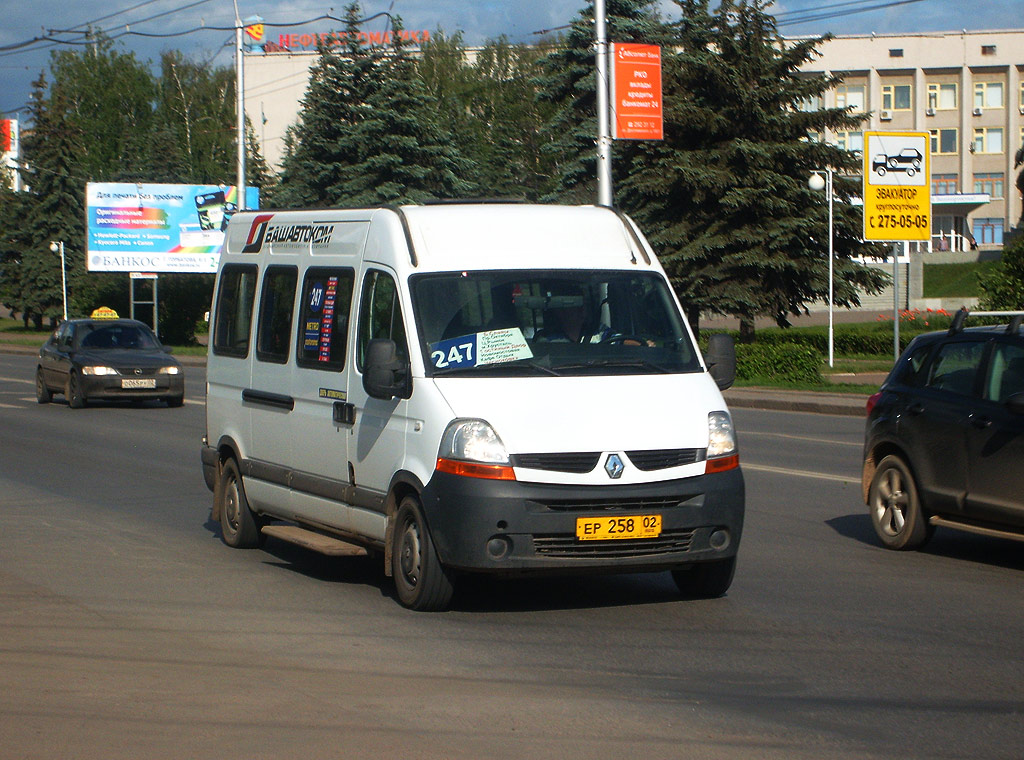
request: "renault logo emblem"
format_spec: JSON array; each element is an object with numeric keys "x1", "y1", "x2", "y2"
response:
[{"x1": 604, "y1": 453, "x2": 625, "y2": 479}]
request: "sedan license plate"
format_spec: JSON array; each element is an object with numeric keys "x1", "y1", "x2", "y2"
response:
[
  {"x1": 121, "y1": 378, "x2": 156, "y2": 389},
  {"x1": 576, "y1": 515, "x2": 662, "y2": 541}
]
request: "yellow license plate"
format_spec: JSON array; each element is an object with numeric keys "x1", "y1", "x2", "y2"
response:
[{"x1": 576, "y1": 515, "x2": 662, "y2": 541}]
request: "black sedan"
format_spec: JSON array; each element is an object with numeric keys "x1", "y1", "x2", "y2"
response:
[{"x1": 36, "y1": 318, "x2": 184, "y2": 408}]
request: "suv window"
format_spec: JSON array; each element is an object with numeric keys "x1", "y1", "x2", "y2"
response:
[
  {"x1": 925, "y1": 340, "x2": 987, "y2": 396},
  {"x1": 985, "y1": 341, "x2": 1024, "y2": 403}
]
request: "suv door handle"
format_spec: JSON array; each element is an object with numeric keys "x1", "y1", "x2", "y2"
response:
[{"x1": 968, "y1": 413, "x2": 992, "y2": 429}]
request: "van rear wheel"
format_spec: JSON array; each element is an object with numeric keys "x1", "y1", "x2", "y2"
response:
[
  {"x1": 392, "y1": 495, "x2": 454, "y2": 611},
  {"x1": 218, "y1": 458, "x2": 263, "y2": 548}
]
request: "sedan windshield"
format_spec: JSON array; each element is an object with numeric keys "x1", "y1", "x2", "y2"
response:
[
  {"x1": 411, "y1": 270, "x2": 701, "y2": 377},
  {"x1": 74, "y1": 322, "x2": 161, "y2": 351}
]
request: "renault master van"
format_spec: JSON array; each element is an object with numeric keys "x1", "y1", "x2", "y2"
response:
[{"x1": 201, "y1": 203, "x2": 744, "y2": 610}]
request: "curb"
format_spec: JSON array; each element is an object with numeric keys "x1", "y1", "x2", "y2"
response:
[{"x1": 724, "y1": 388, "x2": 870, "y2": 417}]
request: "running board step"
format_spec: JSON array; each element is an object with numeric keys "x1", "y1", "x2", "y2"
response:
[
  {"x1": 261, "y1": 525, "x2": 369, "y2": 556},
  {"x1": 928, "y1": 516, "x2": 1024, "y2": 543}
]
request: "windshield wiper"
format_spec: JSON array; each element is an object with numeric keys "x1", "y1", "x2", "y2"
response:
[
  {"x1": 432, "y1": 360, "x2": 562, "y2": 377},
  {"x1": 556, "y1": 359, "x2": 676, "y2": 374}
]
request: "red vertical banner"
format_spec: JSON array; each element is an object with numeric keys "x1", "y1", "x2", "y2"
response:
[
  {"x1": 1, "y1": 120, "x2": 11, "y2": 153},
  {"x1": 611, "y1": 44, "x2": 663, "y2": 140}
]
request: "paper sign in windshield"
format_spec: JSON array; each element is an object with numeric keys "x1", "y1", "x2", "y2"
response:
[{"x1": 430, "y1": 328, "x2": 533, "y2": 369}]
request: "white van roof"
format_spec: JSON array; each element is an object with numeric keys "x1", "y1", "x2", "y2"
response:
[{"x1": 399, "y1": 203, "x2": 652, "y2": 272}]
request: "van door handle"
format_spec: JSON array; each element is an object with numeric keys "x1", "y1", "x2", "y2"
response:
[
  {"x1": 968, "y1": 413, "x2": 992, "y2": 429},
  {"x1": 333, "y1": 401, "x2": 356, "y2": 425}
]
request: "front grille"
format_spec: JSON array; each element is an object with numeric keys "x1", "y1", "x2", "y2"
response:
[
  {"x1": 115, "y1": 366, "x2": 158, "y2": 377},
  {"x1": 626, "y1": 448, "x2": 704, "y2": 471},
  {"x1": 512, "y1": 452, "x2": 601, "y2": 473},
  {"x1": 533, "y1": 528, "x2": 696, "y2": 558},
  {"x1": 533, "y1": 495, "x2": 688, "y2": 512}
]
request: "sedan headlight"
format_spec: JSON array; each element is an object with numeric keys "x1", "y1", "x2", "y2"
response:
[
  {"x1": 436, "y1": 419, "x2": 515, "y2": 481},
  {"x1": 159, "y1": 366, "x2": 182, "y2": 375},
  {"x1": 82, "y1": 365, "x2": 118, "y2": 376}
]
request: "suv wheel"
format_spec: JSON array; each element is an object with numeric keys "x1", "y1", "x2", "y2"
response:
[{"x1": 869, "y1": 455, "x2": 931, "y2": 550}]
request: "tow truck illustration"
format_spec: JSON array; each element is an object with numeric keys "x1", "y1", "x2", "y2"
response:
[{"x1": 871, "y1": 147, "x2": 923, "y2": 177}]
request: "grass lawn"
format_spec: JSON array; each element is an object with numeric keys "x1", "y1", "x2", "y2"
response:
[{"x1": 922, "y1": 260, "x2": 999, "y2": 299}]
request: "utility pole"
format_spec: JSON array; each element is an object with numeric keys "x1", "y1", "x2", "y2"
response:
[
  {"x1": 233, "y1": 0, "x2": 247, "y2": 210},
  {"x1": 595, "y1": 0, "x2": 613, "y2": 207}
]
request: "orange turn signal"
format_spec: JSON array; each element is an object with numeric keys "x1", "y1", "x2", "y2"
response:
[
  {"x1": 705, "y1": 454, "x2": 739, "y2": 474},
  {"x1": 436, "y1": 458, "x2": 517, "y2": 481}
]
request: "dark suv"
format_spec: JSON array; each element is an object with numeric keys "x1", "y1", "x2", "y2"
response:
[{"x1": 863, "y1": 309, "x2": 1024, "y2": 549}]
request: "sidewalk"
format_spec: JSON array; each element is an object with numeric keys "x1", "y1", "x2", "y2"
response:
[{"x1": 724, "y1": 385, "x2": 872, "y2": 417}]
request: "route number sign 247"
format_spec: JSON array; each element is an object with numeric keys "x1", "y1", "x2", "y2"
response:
[{"x1": 862, "y1": 131, "x2": 931, "y2": 242}]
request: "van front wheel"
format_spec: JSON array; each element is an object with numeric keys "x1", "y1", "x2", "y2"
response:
[
  {"x1": 218, "y1": 458, "x2": 263, "y2": 549},
  {"x1": 392, "y1": 496, "x2": 454, "y2": 611}
]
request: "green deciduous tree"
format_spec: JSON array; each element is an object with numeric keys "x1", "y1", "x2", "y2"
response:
[{"x1": 978, "y1": 234, "x2": 1024, "y2": 311}]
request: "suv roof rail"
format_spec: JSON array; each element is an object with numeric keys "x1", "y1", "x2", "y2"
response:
[{"x1": 948, "y1": 307, "x2": 1024, "y2": 335}]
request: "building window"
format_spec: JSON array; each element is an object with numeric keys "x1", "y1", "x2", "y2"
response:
[
  {"x1": 927, "y1": 82, "x2": 957, "y2": 110},
  {"x1": 981, "y1": 45, "x2": 996, "y2": 55},
  {"x1": 835, "y1": 130, "x2": 863, "y2": 152},
  {"x1": 973, "y1": 173, "x2": 1004, "y2": 199},
  {"x1": 973, "y1": 127, "x2": 1003, "y2": 154},
  {"x1": 972, "y1": 218, "x2": 1003, "y2": 245},
  {"x1": 1020, "y1": 82, "x2": 1024, "y2": 112},
  {"x1": 882, "y1": 84, "x2": 912, "y2": 111},
  {"x1": 932, "y1": 174, "x2": 958, "y2": 195},
  {"x1": 889, "y1": 48, "x2": 904, "y2": 57},
  {"x1": 930, "y1": 128, "x2": 958, "y2": 155},
  {"x1": 974, "y1": 82, "x2": 1004, "y2": 109},
  {"x1": 797, "y1": 94, "x2": 822, "y2": 112},
  {"x1": 836, "y1": 84, "x2": 866, "y2": 112}
]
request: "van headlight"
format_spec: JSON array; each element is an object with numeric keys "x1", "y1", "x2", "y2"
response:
[
  {"x1": 706, "y1": 411, "x2": 740, "y2": 473},
  {"x1": 436, "y1": 419, "x2": 515, "y2": 480}
]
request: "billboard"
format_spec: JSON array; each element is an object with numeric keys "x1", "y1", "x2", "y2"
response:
[{"x1": 86, "y1": 182, "x2": 259, "y2": 272}]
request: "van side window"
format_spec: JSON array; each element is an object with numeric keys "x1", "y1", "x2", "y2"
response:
[
  {"x1": 296, "y1": 268, "x2": 354, "y2": 371},
  {"x1": 256, "y1": 266, "x2": 298, "y2": 364},
  {"x1": 357, "y1": 270, "x2": 408, "y2": 370},
  {"x1": 212, "y1": 264, "x2": 259, "y2": 358}
]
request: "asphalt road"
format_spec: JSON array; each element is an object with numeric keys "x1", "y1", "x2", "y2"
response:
[{"x1": 0, "y1": 352, "x2": 1021, "y2": 760}]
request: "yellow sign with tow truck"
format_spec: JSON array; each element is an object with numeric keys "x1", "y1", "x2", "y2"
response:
[{"x1": 862, "y1": 131, "x2": 931, "y2": 242}]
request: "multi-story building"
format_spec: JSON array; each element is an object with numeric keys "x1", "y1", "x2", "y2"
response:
[{"x1": 798, "y1": 28, "x2": 1024, "y2": 251}]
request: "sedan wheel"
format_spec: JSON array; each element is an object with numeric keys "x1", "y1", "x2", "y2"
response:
[
  {"x1": 66, "y1": 371, "x2": 86, "y2": 409},
  {"x1": 869, "y1": 455, "x2": 931, "y2": 550},
  {"x1": 36, "y1": 368, "x2": 52, "y2": 404}
]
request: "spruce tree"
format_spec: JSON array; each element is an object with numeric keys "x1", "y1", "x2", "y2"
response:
[{"x1": 619, "y1": 0, "x2": 887, "y2": 332}]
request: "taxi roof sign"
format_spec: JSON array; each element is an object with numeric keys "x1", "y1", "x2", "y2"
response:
[{"x1": 90, "y1": 307, "x2": 120, "y2": 319}]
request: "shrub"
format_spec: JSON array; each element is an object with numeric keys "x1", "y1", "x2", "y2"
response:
[{"x1": 735, "y1": 342, "x2": 823, "y2": 384}]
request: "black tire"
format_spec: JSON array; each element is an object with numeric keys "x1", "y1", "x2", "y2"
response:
[
  {"x1": 66, "y1": 371, "x2": 86, "y2": 409},
  {"x1": 36, "y1": 367, "x2": 52, "y2": 404},
  {"x1": 392, "y1": 495, "x2": 454, "y2": 611},
  {"x1": 672, "y1": 556, "x2": 736, "y2": 599},
  {"x1": 166, "y1": 394, "x2": 184, "y2": 408},
  {"x1": 869, "y1": 455, "x2": 931, "y2": 550},
  {"x1": 217, "y1": 458, "x2": 263, "y2": 548}
]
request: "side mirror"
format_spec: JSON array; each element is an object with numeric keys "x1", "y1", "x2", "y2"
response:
[
  {"x1": 1005, "y1": 391, "x2": 1024, "y2": 415},
  {"x1": 705, "y1": 333, "x2": 737, "y2": 391},
  {"x1": 363, "y1": 339, "x2": 411, "y2": 400}
]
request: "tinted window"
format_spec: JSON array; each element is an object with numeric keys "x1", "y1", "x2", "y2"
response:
[
  {"x1": 894, "y1": 342, "x2": 934, "y2": 387},
  {"x1": 297, "y1": 268, "x2": 355, "y2": 371},
  {"x1": 357, "y1": 270, "x2": 407, "y2": 370},
  {"x1": 213, "y1": 264, "x2": 258, "y2": 358},
  {"x1": 925, "y1": 340, "x2": 987, "y2": 396},
  {"x1": 256, "y1": 266, "x2": 298, "y2": 364},
  {"x1": 985, "y1": 341, "x2": 1024, "y2": 403}
]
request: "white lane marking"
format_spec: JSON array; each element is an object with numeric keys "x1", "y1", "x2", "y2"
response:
[
  {"x1": 740, "y1": 430, "x2": 862, "y2": 448},
  {"x1": 0, "y1": 375, "x2": 34, "y2": 384},
  {"x1": 743, "y1": 462, "x2": 856, "y2": 483}
]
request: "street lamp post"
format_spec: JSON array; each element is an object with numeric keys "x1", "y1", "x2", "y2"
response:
[
  {"x1": 808, "y1": 169, "x2": 834, "y2": 368},
  {"x1": 48, "y1": 241, "x2": 67, "y2": 321}
]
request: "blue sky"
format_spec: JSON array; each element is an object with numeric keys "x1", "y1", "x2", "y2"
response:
[{"x1": 1, "y1": 0, "x2": 1021, "y2": 118}]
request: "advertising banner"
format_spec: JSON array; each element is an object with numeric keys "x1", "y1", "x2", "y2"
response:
[
  {"x1": 86, "y1": 182, "x2": 259, "y2": 272},
  {"x1": 610, "y1": 43, "x2": 663, "y2": 140},
  {"x1": 862, "y1": 131, "x2": 931, "y2": 242}
]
